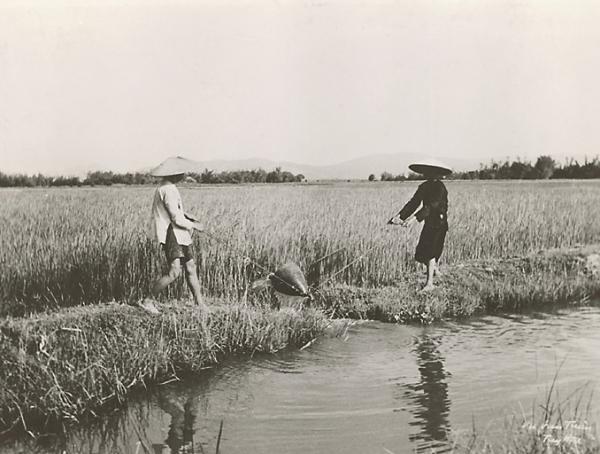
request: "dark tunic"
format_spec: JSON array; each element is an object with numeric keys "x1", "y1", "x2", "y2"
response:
[{"x1": 398, "y1": 179, "x2": 448, "y2": 264}]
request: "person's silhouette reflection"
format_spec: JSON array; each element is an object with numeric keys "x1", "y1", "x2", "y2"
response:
[
  {"x1": 403, "y1": 334, "x2": 451, "y2": 451},
  {"x1": 153, "y1": 385, "x2": 200, "y2": 454}
]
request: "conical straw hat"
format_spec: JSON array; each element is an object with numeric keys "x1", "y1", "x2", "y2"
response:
[
  {"x1": 149, "y1": 156, "x2": 199, "y2": 177},
  {"x1": 408, "y1": 158, "x2": 453, "y2": 176}
]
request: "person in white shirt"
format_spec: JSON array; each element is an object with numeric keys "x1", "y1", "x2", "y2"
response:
[{"x1": 141, "y1": 157, "x2": 205, "y2": 313}]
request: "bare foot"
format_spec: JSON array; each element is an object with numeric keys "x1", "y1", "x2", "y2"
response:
[
  {"x1": 137, "y1": 298, "x2": 160, "y2": 315},
  {"x1": 421, "y1": 284, "x2": 435, "y2": 292}
]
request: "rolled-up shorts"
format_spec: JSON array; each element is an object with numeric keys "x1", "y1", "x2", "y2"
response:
[
  {"x1": 162, "y1": 224, "x2": 195, "y2": 263},
  {"x1": 415, "y1": 222, "x2": 447, "y2": 264}
]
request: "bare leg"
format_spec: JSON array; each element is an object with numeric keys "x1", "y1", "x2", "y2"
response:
[
  {"x1": 184, "y1": 259, "x2": 205, "y2": 306},
  {"x1": 433, "y1": 259, "x2": 441, "y2": 277},
  {"x1": 152, "y1": 259, "x2": 182, "y2": 296},
  {"x1": 138, "y1": 259, "x2": 182, "y2": 314},
  {"x1": 422, "y1": 258, "x2": 436, "y2": 291}
]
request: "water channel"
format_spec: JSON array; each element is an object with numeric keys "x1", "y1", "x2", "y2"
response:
[{"x1": 3, "y1": 306, "x2": 600, "y2": 453}]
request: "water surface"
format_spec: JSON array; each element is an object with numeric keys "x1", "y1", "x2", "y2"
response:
[{"x1": 3, "y1": 307, "x2": 600, "y2": 454}]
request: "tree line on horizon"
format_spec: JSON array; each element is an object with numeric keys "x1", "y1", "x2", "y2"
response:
[
  {"x1": 0, "y1": 167, "x2": 306, "y2": 187},
  {"x1": 2, "y1": 155, "x2": 600, "y2": 187},
  {"x1": 374, "y1": 155, "x2": 600, "y2": 181}
]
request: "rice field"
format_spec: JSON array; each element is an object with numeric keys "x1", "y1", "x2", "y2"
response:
[
  {"x1": 1, "y1": 180, "x2": 600, "y2": 434},
  {"x1": 1, "y1": 180, "x2": 600, "y2": 316}
]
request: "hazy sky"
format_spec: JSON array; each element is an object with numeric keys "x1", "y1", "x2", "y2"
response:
[{"x1": 1, "y1": 0, "x2": 599, "y2": 175}]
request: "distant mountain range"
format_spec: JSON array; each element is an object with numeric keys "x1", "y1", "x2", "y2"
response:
[
  {"x1": 24, "y1": 151, "x2": 591, "y2": 180},
  {"x1": 188, "y1": 153, "x2": 476, "y2": 180}
]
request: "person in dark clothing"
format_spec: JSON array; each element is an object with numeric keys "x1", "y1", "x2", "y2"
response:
[{"x1": 389, "y1": 160, "x2": 451, "y2": 291}]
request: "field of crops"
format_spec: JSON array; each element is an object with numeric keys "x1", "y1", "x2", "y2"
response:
[{"x1": 1, "y1": 180, "x2": 600, "y2": 316}]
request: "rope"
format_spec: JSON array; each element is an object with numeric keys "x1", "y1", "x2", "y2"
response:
[
  {"x1": 309, "y1": 246, "x2": 348, "y2": 267},
  {"x1": 202, "y1": 230, "x2": 380, "y2": 295},
  {"x1": 200, "y1": 230, "x2": 307, "y2": 296},
  {"x1": 312, "y1": 243, "x2": 380, "y2": 290},
  {"x1": 199, "y1": 219, "x2": 398, "y2": 295}
]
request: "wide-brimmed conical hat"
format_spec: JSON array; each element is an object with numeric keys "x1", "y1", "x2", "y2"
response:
[
  {"x1": 149, "y1": 156, "x2": 199, "y2": 177},
  {"x1": 408, "y1": 158, "x2": 452, "y2": 176}
]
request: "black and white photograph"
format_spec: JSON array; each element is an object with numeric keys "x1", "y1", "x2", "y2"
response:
[{"x1": 1, "y1": 0, "x2": 599, "y2": 452}]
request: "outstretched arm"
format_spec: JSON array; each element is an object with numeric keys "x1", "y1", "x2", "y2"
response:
[{"x1": 397, "y1": 186, "x2": 423, "y2": 221}]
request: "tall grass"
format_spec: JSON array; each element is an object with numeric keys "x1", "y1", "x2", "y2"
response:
[
  {"x1": 452, "y1": 377, "x2": 599, "y2": 453},
  {"x1": 1, "y1": 180, "x2": 600, "y2": 316},
  {"x1": 0, "y1": 301, "x2": 333, "y2": 433}
]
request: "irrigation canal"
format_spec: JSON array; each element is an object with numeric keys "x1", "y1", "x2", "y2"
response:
[{"x1": 3, "y1": 306, "x2": 600, "y2": 453}]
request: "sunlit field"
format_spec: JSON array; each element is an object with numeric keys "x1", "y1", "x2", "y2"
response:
[{"x1": 2, "y1": 180, "x2": 600, "y2": 316}]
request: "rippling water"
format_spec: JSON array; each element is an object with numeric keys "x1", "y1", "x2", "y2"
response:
[{"x1": 4, "y1": 307, "x2": 600, "y2": 454}]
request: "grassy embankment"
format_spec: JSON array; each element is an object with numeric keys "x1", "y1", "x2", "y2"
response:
[
  {"x1": 0, "y1": 303, "x2": 339, "y2": 436},
  {"x1": 1, "y1": 181, "x2": 600, "y2": 434},
  {"x1": 1, "y1": 245, "x2": 599, "y2": 436},
  {"x1": 317, "y1": 244, "x2": 600, "y2": 323}
]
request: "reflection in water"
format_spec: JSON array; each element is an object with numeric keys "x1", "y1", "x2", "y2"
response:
[
  {"x1": 153, "y1": 385, "x2": 201, "y2": 454},
  {"x1": 402, "y1": 335, "x2": 451, "y2": 452},
  {"x1": 3, "y1": 309, "x2": 600, "y2": 454},
  {"x1": 3, "y1": 376, "x2": 215, "y2": 454},
  {"x1": 11, "y1": 400, "x2": 157, "y2": 454}
]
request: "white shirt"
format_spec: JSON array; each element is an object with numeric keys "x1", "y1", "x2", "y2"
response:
[{"x1": 151, "y1": 181, "x2": 194, "y2": 245}]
